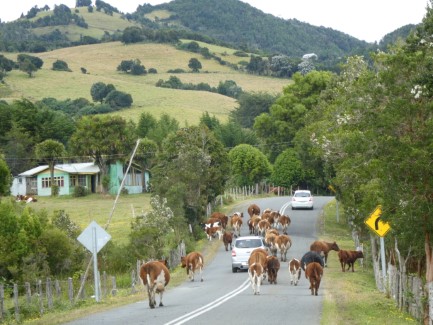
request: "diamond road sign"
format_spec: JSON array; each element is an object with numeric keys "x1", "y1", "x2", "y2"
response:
[
  {"x1": 77, "y1": 221, "x2": 111, "y2": 253},
  {"x1": 364, "y1": 205, "x2": 391, "y2": 237}
]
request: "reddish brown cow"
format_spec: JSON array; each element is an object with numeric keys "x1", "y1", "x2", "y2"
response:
[
  {"x1": 338, "y1": 249, "x2": 364, "y2": 272},
  {"x1": 288, "y1": 258, "x2": 301, "y2": 286},
  {"x1": 266, "y1": 255, "x2": 280, "y2": 284},
  {"x1": 305, "y1": 262, "x2": 323, "y2": 296},
  {"x1": 181, "y1": 251, "x2": 204, "y2": 282},
  {"x1": 223, "y1": 231, "x2": 233, "y2": 251},
  {"x1": 211, "y1": 212, "x2": 229, "y2": 229},
  {"x1": 247, "y1": 204, "x2": 261, "y2": 218},
  {"x1": 139, "y1": 260, "x2": 170, "y2": 309},
  {"x1": 310, "y1": 240, "x2": 340, "y2": 266}
]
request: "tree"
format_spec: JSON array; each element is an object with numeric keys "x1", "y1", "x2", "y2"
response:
[
  {"x1": 35, "y1": 140, "x2": 65, "y2": 196},
  {"x1": 271, "y1": 148, "x2": 304, "y2": 189},
  {"x1": 254, "y1": 70, "x2": 334, "y2": 161},
  {"x1": 104, "y1": 90, "x2": 133, "y2": 108},
  {"x1": 19, "y1": 59, "x2": 38, "y2": 77},
  {"x1": 52, "y1": 59, "x2": 71, "y2": 72},
  {"x1": 69, "y1": 115, "x2": 135, "y2": 193},
  {"x1": 135, "y1": 138, "x2": 158, "y2": 192},
  {"x1": 228, "y1": 144, "x2": 272, "y2": 186},
  {"x1": 136, "y1": 112, "x2": 157, "y2": 138},
  {"x1": 121, "y1": 26, "x2": 143, "y2": 44},
  {"x1": 0, "y1": 154, "x2": 11, "y2": 197},
  {"x1": 76, "y1": 0, "x2": 91, "y2": 6},
  {"x1": 188, "y1": 58, "x2": 202, "y2": 72},
  {"x1": 90, "y1": 82, "x2": 115, "y2": 103},
  {"x1": 152, "y1": 125, "x2": 229, "y2": 227},
  {"x1": 230, "y1": 91, "x2": 278, "y2": 128}
]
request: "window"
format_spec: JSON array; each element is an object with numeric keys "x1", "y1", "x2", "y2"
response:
[
  {"x1": 41, "y1": 176, "x2": 64, "y2": 188},
  {"x1": 70, "y1": 175, "x2": 87, "y2": 187}
]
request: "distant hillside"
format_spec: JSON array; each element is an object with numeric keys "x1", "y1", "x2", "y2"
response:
[{"x1": 0, "y1": 0, "x2": 417, "y2": 69}]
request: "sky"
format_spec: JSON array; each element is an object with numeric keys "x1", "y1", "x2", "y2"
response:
[{"x1": 0, "y1": 0, "x2": 429, "y2": 43}]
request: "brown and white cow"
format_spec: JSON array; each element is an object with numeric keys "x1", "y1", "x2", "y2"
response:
[
  {"x1": 222, "y1": 231, "x2": 233, "y2": 251},
  {"x1": 278, "y1": 215, "x2": 291, "y2": 235},
  {"x1": 139, "y1": 260, "x2": 170, "y2": 309},
  {"x1": 181, "y1": 251, "x2": 204, "y2": 282},
  {"x1": 266, "y1": 255, "x2": 280, "y2": 284},
  {"x1": 248, "y1": 248, "x2": 268, "y2": 295},
  {"x1": 305, "y1": 262, "x2": 323, "y2": 296},
  {"x1": 205, "y1": 225, "x2": 222, "y2": 241},
  {"x1": 257, "y1": 219, "x2": 271, "y2": 238},
  {"x1": 231, "y1": 215, "x2": 243, "y2": 238},
  {"x1": 274, "y1": 234, "x2": 292, "y2": 262},
  {"x1": 288, "y1": 258, "x2": 301, "y2": 286}
]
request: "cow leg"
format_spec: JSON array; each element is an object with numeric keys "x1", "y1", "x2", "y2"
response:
[{"x1": 159, "y1": 291, "x2": 164, "y2": 306}]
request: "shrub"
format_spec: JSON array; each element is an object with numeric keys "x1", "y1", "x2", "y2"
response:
[
  {"x1": 73, "y1": 185, "x2": 89, "y2": 197},
  {"x1": 52, "y1": 60, "x2": 72, "y2": 72}
]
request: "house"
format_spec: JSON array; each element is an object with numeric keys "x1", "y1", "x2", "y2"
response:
[
  {"x1": 10, "y1": 161, "x2": 150, "y2": 197},
  {"x1": 10, "y1": 163, "x2": 100, "y2": 197}
]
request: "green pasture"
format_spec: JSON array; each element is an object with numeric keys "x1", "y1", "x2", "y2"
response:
[{"x1": 1, "y1": 41, "x2": 289, "y2": 125}]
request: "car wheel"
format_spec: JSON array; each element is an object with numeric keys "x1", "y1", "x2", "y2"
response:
[{"x1": 232, "y1": 267, "x2": 238, "y2": 273}]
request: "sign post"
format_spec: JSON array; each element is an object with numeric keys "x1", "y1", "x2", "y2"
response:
[
  {"x1": 364, "y1": 205, "x2": 391, "y2": 286},
  {"x1": 77, "y1": 221, "x2": 111, "y2": 302}
]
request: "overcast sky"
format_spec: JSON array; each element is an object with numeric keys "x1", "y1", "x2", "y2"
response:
[{"x1": 0, "y1": 0, "x2": 429, "y2": 43}]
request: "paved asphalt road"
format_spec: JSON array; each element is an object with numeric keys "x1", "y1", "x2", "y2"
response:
[{"x1": 65, "y1": 195, "x2": 333, "y2": 325}]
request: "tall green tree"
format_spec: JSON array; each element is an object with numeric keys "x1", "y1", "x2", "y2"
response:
[
  {"x1": 69, "y1": 115, "x2": 135, "y2": 193},
  {"x1": 271, "y1": 148, "x2": 304, "y2": 189},
  {"x1": 254, "y1": 70, "x2": 334, "y2": 161},
  {"x1": 35, "y1": 139, "x2": 65, "y2": 196},
  {"x1": 152, "y1": 125, "x2": 228, "y2": 226},
  {"x1": 135, "y1": 138, "x2": 158, "y2": 192},
  {"x1": 0, "y1": 154, "x2": 11, "y2": 197},
  {"x1": 228, "y1": 144, "x2": 272, "y2": 186}
]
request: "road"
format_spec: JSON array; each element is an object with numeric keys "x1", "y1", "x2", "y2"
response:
[{"x1": 65, "y1": 195, "x2": 333, "y2": 325}]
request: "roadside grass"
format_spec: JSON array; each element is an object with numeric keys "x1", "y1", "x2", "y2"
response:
[
  {"x1": 28, "y1": 193, "x2": 151, "y2": 246},
  {"x1": 320, "y1": 199, "x2": 417, "y2": 325}
]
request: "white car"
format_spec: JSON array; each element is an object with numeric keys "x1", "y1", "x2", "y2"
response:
[
  {"x1": 291, "y1": 190, "x2": 314, "y2": 210},
  {"x1": 231, "y1": 236, "x2": 265, "y2": 273}
]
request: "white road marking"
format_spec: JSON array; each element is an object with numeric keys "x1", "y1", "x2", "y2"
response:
[
  {"x1": 279, "y1": 201, "x2": 291, "y2": 215},
  {"x1": 164, "y1": 278, "x2": 250, "y2": 325}
]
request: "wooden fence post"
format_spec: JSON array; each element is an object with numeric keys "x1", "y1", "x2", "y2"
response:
[
  {"x1": 55, "y1": 280, "x2": 61, "y2": 299},
  {"x1": 102, "y1": 271, "x2": 107, "y2": 298},
  {"x1": 131, "y1": 270, "x2": 137, "y2": 294},
  {"x1": 37, "y1": 279, "x2": 44, "y2": 315},
  {"x1": 68, "y1": 278, "x2": 74, "y2": 304},
  {"x1": 25, "y1": 282, "x2": 31, "y2": 305},
  {"x1": 111, "y1": 276, "x2": 117, "y2": 296},
  {"x1": 79, "y1": 275, "x2": 86, "y2": 300},
  {"x1": 13, "y1": 283, "x2": 19, "y2": 323},
  {"x1": 46, "y1": 278, "x2": 53, "y2": 309},
  {"x1": 0, "y1": 284, "x2": 4, "y2": 321}
]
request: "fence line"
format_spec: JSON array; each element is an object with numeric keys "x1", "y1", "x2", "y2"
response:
[{"x1": 0, "y1": 241, "x2": 185, "y2": 323}]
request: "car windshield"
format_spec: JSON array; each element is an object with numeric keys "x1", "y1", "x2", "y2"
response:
[
  {"x1": 236, "y1": 239, "x2": 262, "y2": 248},
  {"x1": 295, "y1": 192, "x2": 310, "y2": 197}
]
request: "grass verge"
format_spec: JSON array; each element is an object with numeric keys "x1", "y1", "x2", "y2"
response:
[{"x1": 320, "y1": 199, "x2": 417, "y2": 324}]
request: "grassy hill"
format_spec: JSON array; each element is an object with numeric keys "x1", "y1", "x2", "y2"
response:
[{"x1": 0, "y1": 41, "x2": 289, "y2": 125}]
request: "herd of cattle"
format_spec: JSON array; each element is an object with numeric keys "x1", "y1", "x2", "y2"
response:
[{"x1": 139, "y1": 203, "x2": 364, "y2": 308}]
